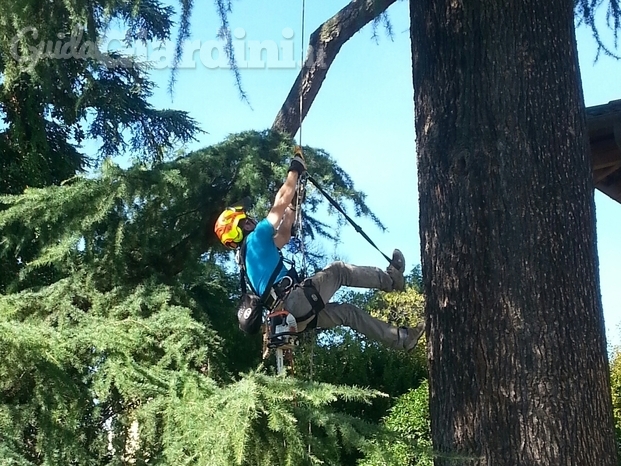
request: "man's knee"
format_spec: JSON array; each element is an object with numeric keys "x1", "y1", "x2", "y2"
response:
[
  {"x1": 318, "y1": 302, "x2": 348, "y2": 328},
  {"x1": 325, "y1": 260, "x2": 347, "y2": 272},
  {"x1": 324, "y1": 261, "x2": 349, "y2": 281}
]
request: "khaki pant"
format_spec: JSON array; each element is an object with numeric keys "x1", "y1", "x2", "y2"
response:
[{"x1": 282, "y1": 261, "x2": 404, "y2": 349}]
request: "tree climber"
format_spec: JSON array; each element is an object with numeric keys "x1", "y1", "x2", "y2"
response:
[{"x1": 214, "y1": 152, "x2": 424, "y2": 351}]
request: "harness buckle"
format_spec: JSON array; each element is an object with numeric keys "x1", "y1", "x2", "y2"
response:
[{"x1": 273, "y1": 275, "x2": 294, "y2": 296}]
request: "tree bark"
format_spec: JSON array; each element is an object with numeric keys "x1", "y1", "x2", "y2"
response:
[
  {"x1": 272, "y1": 0, "x2": 397, "y2": 137},
  {"x1": 410, "y1": 0, "x2": 618, "y2": 464}
]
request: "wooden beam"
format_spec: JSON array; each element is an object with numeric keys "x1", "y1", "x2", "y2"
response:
[
  {"x1": 614, "y1": 122, "x2": 621, "y2": 149},
  {"x1": 590, "y1": 133, "x2": 621, "y2": 170},
  {"x1": 592, "y1": 147, "x2": 621, "y2": 169},
  {"x1": 586, "y1": 100, "x2": 621, "y2": 132},
  {"x1": 596, "y1": 183, "x2": 621, "y2": 203},
  {"x1": 594, "y1": 162, "x2": 621, "y2": 184},
  {"x1": 590, "y1": 136, "x2": 618, "y2": 153},
  {"x1": 587, "y1": 100, "x2": 621, "y2": 205}
]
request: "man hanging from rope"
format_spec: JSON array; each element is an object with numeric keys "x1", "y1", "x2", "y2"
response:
[{"x1": 214, "y1": 151, "x2": 424, "y2": 351}]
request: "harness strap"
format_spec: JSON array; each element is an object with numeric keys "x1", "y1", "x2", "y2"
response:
[{"x1": 296, "y1": 279, "x2": 324, "y2": 329}]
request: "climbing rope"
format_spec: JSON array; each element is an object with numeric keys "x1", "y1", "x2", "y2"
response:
[
  {"x1": 290, "y1": 0, "x2": 308, "y2": 278},
  {"x1": 297, "y1": 1, "x2": 314, "y2": 457},
  {"x1": 267, "y1": 4, "x2": 310, "y2": 373},
  {"x1": 298, "y1": 0, "x2": 306, "y2": 146}
]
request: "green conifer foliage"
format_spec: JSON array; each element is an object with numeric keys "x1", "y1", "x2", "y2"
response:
[
  {"x1": 0, "y1": 0, "x2": 202, "y2": 297},
  {"x1": 0, "y1": 130, "x2": 380, "y2": 290},
  {"x1": 0, "y1": 0, "x2": 199, "y2": 194},
  {"x1": 0, "y1": 131, "x2": 401, "y2": 465},
  {"x1": 162, "y1": 371, "x2": 386, "y2": 466}
]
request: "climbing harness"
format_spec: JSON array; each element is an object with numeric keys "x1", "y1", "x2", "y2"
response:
[
  {"x1": 258, "y1": 163, "x2": 400, "y2": 375},
  {"x1": 249, "y1": 150, "x2": 399, "y2": 376},
  {"x1": 236, "y1": 232, "x2": 303, "y2": 373}
]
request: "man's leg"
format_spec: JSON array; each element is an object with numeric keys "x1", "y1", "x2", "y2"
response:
[
  {"x1": 314, "y1": 303, "x2": 424, "y2": 351},
  {"x1": 305, "y1": 249, "x2": 406, "y2": 303},
  {"x1": 281, "y1": 251, "x2": 416, "y2": 346},
  {"x1": 282, "y1": 261, "x2": 392, "y2": 331},
  {"x1": 309, "y1": 261, "x2": 395, "y2": 302},
  {"x1": 283, "y1": 292, "x2": 424, "y2": 350},
  {"x1": 317, "y1": 302, "x2": 407, "y2": 349}
]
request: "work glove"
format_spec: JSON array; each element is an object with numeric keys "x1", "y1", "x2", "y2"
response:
[{"x1": 288, "y1": 147, "x2": 307, "y2": 175}]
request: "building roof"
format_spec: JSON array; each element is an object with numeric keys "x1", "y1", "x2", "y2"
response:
[{"x1": 587, "y1": 99, "x2": 621, "y2": 204}]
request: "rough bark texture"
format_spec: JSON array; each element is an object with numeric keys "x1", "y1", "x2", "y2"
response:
[
  {"x1": 272, "y1": 0, "x2": 396, "y2": 137},
  {"x1": 410, "y1": 0, "x2": 618, "y2": 464}
]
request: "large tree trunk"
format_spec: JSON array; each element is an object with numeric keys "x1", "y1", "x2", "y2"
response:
[{"x1": 410, "y1": 0, "x2": 618, "y2": 464}]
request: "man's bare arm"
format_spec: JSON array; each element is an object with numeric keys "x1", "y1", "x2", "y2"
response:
[
  {"x1": 274, "y1": 205, "x2": 296, "y2": 249},
  {"x1": 266, "y1": 171, "x2": 298, "y2": 229}
]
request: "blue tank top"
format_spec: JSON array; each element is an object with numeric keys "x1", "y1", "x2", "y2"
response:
[{"x1": 244, "y1": 219, "x2": 288, "y2": 295}]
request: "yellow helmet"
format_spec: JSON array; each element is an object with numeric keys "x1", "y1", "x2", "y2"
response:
[{"x1": 214, "y1": 205, "x2": 247, "y2": 249}]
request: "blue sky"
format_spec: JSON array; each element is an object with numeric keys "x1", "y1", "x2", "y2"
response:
[{"x1": 114, "y1": 0, "x2": 621, "y2": 348}]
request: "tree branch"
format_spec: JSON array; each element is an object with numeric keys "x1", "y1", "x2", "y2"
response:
[{"x1": 272, "y1": 0, "x2": 397, "y2": 137}]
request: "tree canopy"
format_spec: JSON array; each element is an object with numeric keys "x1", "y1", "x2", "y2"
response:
[{"x1": 0, "y1": 128, "x2": 428, "y2": 464}]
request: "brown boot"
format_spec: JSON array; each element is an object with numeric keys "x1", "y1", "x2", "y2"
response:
[{"x1": 386, "y1": 249, "x2": 405, "y2": 291}]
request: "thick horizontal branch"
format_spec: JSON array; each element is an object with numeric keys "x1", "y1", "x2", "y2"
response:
[{"x1": 272, "y1": 0, "x2": 397, "y2": 137}]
